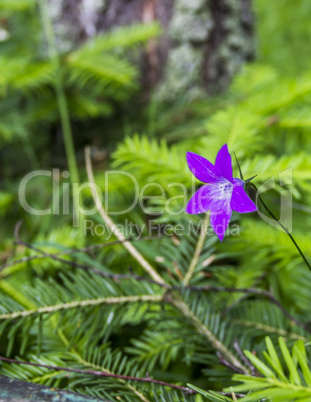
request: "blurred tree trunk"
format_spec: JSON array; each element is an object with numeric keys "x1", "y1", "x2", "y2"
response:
[{"x1": 50, "y1": 0, "x2": 254, "y2": 101}]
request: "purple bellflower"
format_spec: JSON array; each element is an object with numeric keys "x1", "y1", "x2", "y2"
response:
[{"x1": 186, "y1": 144, "x2": 257, "y2": 241}]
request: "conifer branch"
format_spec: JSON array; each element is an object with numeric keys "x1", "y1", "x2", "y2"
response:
[
  {"x1": 8, "y1": 224, "x2": 168, "y2": 288},
  {"x1": 233, "y1": 339, "x2": 258, "y2": 376},
  {"x1": 0, "y1": 357, "x2": 196, "y2": 395},
  {"x1": 9, "y1": 224, "x2": 310, "y2": 334},
  {"x1": 0, "y1": 236, "x2": 161, "y2": 273},
  {"x1": 168, "y1": 296, "x2": 250, "y2": 375},
  {"x1": 0, "y1": 295, "x2": 163, "y2": 321},
  {"x1": 233, "y1": 319, "x2": 307, "y2": 340},
  {"x1": 76, "y1": 356, "x2": 150, "y2": 402},
  {"x1": 187, "y1": 285, "x2": 309, "y2": 332},
  {"x1": 85, "y1": 146, "x2": 166, "y2": 285}
]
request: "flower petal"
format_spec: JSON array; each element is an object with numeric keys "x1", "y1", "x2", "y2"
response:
[
  {"x1": 186, "y1": 178, "x2": 233, "y2": 215},
  {"x1": 215, "y1": 144, "x2": 233, "y2": 182},
  {"x1": 233, "y1": 177, "x2": 244, "y2": 188},
  {"x1": 185, "y1": 185, "x2": 213, "y2": 214},
  {"x1": 231, "y1": 183, "x2": 257, "y2": 213},
  {"x1": 186, "y1": 152, "x2": 220, "y2": 183},
  {"x1": 210, "y1": 202, "x2": 232, "y2": 242}
]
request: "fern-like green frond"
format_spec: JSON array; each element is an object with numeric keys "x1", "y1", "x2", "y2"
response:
[{"x1": 228, "y1": 337, "x2": 311, "y2": 401}]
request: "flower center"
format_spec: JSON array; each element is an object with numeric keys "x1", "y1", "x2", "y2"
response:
[{"x1": 217, "y1": 179, "x2": 233, "y2": 199}]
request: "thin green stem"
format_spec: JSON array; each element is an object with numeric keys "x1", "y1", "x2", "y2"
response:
[
  {"x1": 248, "y1": 182, "x2": 311, "y2": 272},
  {"x1": 184, "y1": 212, "x2": 210, "y2": 285},
  {"x1": 38, "y1": 0, "x2": 80, "y2": 225}
]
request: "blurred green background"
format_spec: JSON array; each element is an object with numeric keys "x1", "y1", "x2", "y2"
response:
[
  {"x1": 1, "y1": 0, "x2": 311, "y2": 401},
  {"x1": 2, "y1": 0, "x2": 311, "y2": 245}
]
